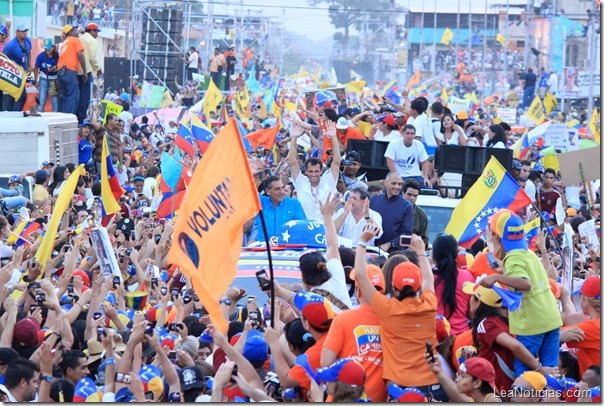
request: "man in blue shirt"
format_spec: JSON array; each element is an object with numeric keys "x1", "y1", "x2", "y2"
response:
[
  {"x1": 369, "y1": 172, "x2": 414, "y2": 253},
  {"x1": 253, "y1": 176, "x2": 306, "y2": 242},
  {"x1": 2, "y1": 24, "x2": 31, "y2": 111}
]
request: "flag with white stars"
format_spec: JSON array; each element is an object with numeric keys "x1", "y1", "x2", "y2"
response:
[{"x1": 445, "y1": 157, "x2": 532, "y2": 248}]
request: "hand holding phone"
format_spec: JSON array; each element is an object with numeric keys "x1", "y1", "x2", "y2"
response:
[
  {"x1": 400, "y1": 235, "x2": 412, "y2": 248},
  {"x1": 486, "y1": 253, "x2": 498, "y2": 269},
  {"x1": 256, "y1": 270, "x2": 272, "y2": 292},
  {"x1": 425, "y1": 341, "x2": 435, "y2": 363}
]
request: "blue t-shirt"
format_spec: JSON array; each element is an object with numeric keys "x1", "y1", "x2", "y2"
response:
[
  {"x1": 2, "y1": 37, "x2": 32, "y2": 69},
  {"x1": 79, "y1": 138, "x2": 94, "y2": 164},
  {"x1": 35, "y1": 51, "x2": 59, "y2": 80}
]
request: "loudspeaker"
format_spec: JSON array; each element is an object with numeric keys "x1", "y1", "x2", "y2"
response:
[
  {"x1": 461, "y1": 174, "x2": 480, "y2": 198},
  {"x1": 472, "y1": 148, "x2": 513, "y2": 173},
  {"x1": 346, "y1": 140, "x2": 390, "y2": 168},
  {"x1": 435, "y1": 145, "x2": 473, "y2": 173},
  {"x1": 104, "y1": 57, "x2": 130, "y2": 91}
]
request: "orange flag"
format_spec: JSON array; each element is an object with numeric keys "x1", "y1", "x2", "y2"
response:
[
  {"x1": 244, "y1": 125, "x2": 280, "y2": 151},
  {"x1": 406, "y1": 69, "x2": 421, "y2": 90},
  {"x1": 168, "y1": 118, "x2": 261, "y2": 333}
]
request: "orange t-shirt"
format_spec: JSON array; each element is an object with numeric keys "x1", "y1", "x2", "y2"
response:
[
  {"x1": 451, "y1": 329, "x2": 475, "y2": 371},
  {"x1": 322, "y1": 126, "x2": 367, "y2": 163},
  {"x1": 564, "y1": 318, "x2": 601, "y2": 376},
  {"x1": 58, "y1": 36, "x2": 84, "y2": 72},
  {"x1": 289, "y1": 334, "x2": 327, "y2": 392},
  {"x1": 323, "y1": 304, "x2": 387, "y2": 402},
  {"x1": 371, "y1": 290, "x2": 439, "y2": 387}
]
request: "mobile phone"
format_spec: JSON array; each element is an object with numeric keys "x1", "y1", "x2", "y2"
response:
[
  {"x1": 125, "y1": 248, "x2": 133, "y2": 255},
  {"x1": 93, "y1": 311, "x2": 103, "y2": 321},
  {"x1": 29, "y1": 304, "x2": 38, "y2": 313},
  {"x1": 230, "y1": 364, "x2": 238, "y2": 383},
  {"x1": 144, "y1": 324, "x2": 154, "y2": 336},
  {"x1": 255, "y1": 270, "x2": 271, "y2": 292},
  {"x1": 486, "y1": 253, "x2": 498, "y2": 269},
  {"x1": 169, "y1": 323, "x2": 182, "y2": 332},
  {"x1": 168, "y1": 351, "x2": 177, "y2": 360},
  {"x1": 113, "y1": 276, "x2": 120, "y2": 289},
  {"x1": 97, "y1": 326, "x2": 105, "y2": 342},
  {"x1": 115, "y1": 373, "x2": 131, "y2": 384},
  {"x1": 151, "y1": 277, "x2": 159, "y2": 289},
  {"x1": 36, "y1": 293, "x2": 45, "y2": 307},
  {"x1": 183, "y1": 295, "x2": 192, "y2": 304},
  {"x1": 247, "y1": 295, "x2": 256, "y2": 303},
  {"x1": 160, "y1": 286, "x2": 168, "y2": 296},
  {"x1": 145, "y1": 392, "x2": 154, "y2": 400},
  {"x1": 171, "y1": 287, "x2": 179, "y2": 299},
  {"x1": 399, "y1": 235, "x2": 412, "y2": 248},
  {"x1": 248, "y1": 311, "x2": 258, "y2": 321},
  {"x1": 154, "y1": 234, "x2": 162, "y2": 244},
  {"x1": 67, "y1": 284, "x2": 74, "y2": 295},
  {"x1": 425, "y1": 341, "x2": 435, "y2": 362}
]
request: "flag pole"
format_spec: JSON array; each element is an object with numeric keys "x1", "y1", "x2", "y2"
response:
[
  {"x1": 530, "y1": 202, "x2": 565, "y2": 269},
  {"x1": 257, "y1": 209, "x2": 275, "y2": 328}
]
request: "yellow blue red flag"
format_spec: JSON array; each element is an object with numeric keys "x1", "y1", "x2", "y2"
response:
[{"x1": 445, "y1": 157, "x2": 532, "y2": 248}]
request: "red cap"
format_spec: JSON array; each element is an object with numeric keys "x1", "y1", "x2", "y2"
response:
[
  {"x1": 580, "y1": 276, "x2": 600, "y2": 299},
  {"x1": 392, "y1": 262, "x2": 422, "y2": 292},
  {"x1": 463, "y1": 357, "x2": 496, "y2": 388},
  {"x1": 86, "y1": 23, "x2": 101, "y2": 31},
  {"x1": 73, "y1": 269, "x2": 90, "y2": 286},
  {"x1": 13, "y1": 317, "x2": 41, "y2": 347},
  {"x1": 378, "y1": 114, "x2": 396, "y2": 126}
]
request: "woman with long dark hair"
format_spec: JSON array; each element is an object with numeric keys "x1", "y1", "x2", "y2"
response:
[
  {"x1": 485, "y1": 124, "x2": 507, "y2": 148},
  {"x1": 47, "y1": 165, "x2": 70, "y2": 197},
  {"x1": 439, "y1": 113, "x2": 467, "y2": 146},
  {"x1": 432, "y1": 233, "x2": 475, "y2": 335}
]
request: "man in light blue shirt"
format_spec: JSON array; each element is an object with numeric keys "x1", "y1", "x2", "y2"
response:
[{"x1": 253, "y1": 176, "x2": 306, "y2": 242}]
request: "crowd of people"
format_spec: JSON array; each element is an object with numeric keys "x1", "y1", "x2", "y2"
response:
[
  {"x1": 0, "y1": 12, "x2": 601, "y2": 405},
  {"x1": 49, "y1": 0, "x2": 117, "y2": 29}
]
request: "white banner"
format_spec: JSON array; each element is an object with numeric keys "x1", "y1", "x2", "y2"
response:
[{"x1": 543, "y1": 123, "x2": 569, "y2": 150}]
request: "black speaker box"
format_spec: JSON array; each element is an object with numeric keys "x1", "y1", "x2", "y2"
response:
[
  {"x1": 435, "y1": 145, "x2": 473, "y2": 173},
  {"x1": 346, "y1": 140, "x2": 390, "y2": 169},
  {"x1": 104, "y1": 58, "x2": 130, "y2": 91},
  {"x1": 461, "y1": 174, "x2": 480, "y2": 198}
]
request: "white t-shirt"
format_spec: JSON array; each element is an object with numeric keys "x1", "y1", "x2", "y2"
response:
[
  {"x1": 373, "y1": 129, "x2": 402, "y2": 142},
  {"x1": 384, "y1": 139, "x2": 429, "y2": 177},
  {"x1": 409, "y1": 113, "x2": 438, "y2": 146},
  {"x1": 524, "y1": 179, "x2": 537, "y2": 202},
  {"x1": 118, "y1": 111, "x2": 133, "y2": 136},
  {"x1": 292, "y1": 170, "x2": 337, "y2": 220},
  {"x1": 188, "y1": 51, "x2": 199, "y2": 69},
  {"x1": 310, "y1": 258, "x2": 353, "y2": 311},
  {"x1": 334, "y1": 208, "x2": 383, "y2": 245},
  {"x1": 143, "y1": 177, "x2": 156, "y2": 199}
]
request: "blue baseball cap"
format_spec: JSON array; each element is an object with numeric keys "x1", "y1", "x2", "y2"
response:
[
  {"x1": 316, "y1": 358, "x2": 366, "y2": 386},
  {"x1": 80, "y1": 121, "x2": 92, "y2": 128},
  {"x1": 489, "y1": 209, "x2": 528, "y2": 252},
  {"x1": 0, "y1": 26, "x2": 7, "y2": 36},
  {"x1": 9, "y1": 175, "x2": 21, "y2": 184},
  {"x1": 242, "y1": 330, "x2": 268, "y2": 365},
  {"x1": 41, "y1": 161, "x2": 55, "y2": 167}
]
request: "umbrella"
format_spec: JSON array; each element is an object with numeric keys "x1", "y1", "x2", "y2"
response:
[{"x1": 579, "y1": 139, "x2": 599, "y2": 150}]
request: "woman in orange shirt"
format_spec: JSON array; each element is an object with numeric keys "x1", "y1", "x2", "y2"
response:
[{"x1": 354, "y1": 226, "x2": 447, "y2": 401}]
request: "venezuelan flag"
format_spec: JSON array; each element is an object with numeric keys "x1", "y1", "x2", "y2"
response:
[
  {"x1": 524, "y1": 217, "x2": 541, "y2": 250},
  {"x1": 191, "y1": 114, "x2": 215, "y2": 154},
  {"x1": 156, "y1": 189, "x2": 185, "y2": 220},
  {"x1": 101, "y1": 135, "x2": 124, "y2": 213},
  {"x1": 8, "y1": 220, "x2": 40, "y2": 246},
  {"x1": 175, "y1": 116, "x2": 196, "y2": 157},
  {"x1": 445, "y1": 157, "x2": 532, "y2": 248}
]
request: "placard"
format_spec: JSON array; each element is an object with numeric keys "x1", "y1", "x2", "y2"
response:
[
  {"x1": 557, "y1": 147, "x2": 601, "y2": 186},
  {"x1": 98, "y1": 100, "x2": 124, "y2": 125},
  {"x1": 498, "y1": 107, "x2": 517, "y2": 124},
  {"x1": 578, "y1": 219, "x2": 600, "y2": 252},
  {"x1": 90, "y1": 227, "x2": 122, "y2": 281},
  {"x1": 543, "y1": 123, "x2": 569, "y2": 150}
]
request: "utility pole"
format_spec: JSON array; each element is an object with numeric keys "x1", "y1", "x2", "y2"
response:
[
  {"x1": 483, "y1": 0, "x2": 487, "y2": 76},
  {"x1": 239, "y1": 0, "x2": 245, "y2": 73},
  {"x1": 524, "y1": 0, "x2": 530, "y2": 68},
  {"x1": 505, "y1": 0, "x2": 509, "y2": 82},
  {"x1": 468, "y1": 1, "x2": 472, "y2": 61},
  {"x1": 586, "y1": 14, "x2": 597, "y2": 124},
  {"x1": 456, "y1": 0, "x2": 460, "y2": 64},
  {"x1": 125, "y1": 0, "x2": 130, "y2": 61},
  {"x1": 432, "y1": 0, "x2": 437, "y2": 75}
]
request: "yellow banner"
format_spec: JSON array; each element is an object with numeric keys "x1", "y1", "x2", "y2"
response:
[
  {"x1": 441, "y1": 28, "x2": 454, "y2": 45},
  {"x1": 0, "y1": 53, "x2": 26, "y2": 100},
  {"x1": 589, "y1": 108, "x2": 600, "y2": 143}
]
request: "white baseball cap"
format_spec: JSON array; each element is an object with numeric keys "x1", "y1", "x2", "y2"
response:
[{"x1": 336, "y1": 117, "x2": 348, "y2": 129}]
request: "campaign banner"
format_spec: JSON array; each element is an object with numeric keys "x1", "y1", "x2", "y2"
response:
[
  {"x1": 0, "y1": 53, "x2": 26, "y2": 100},
  {"x1": 543, "y1": 123, "x2": 569, "y2": 150},
  {"x1": 562, "y1": 69, "x2": 600, "y2": 99},
  {"x1": 98, "y1": 99, "x2": 124, "y2": 125},
  {"x1": 498, "y1": 107, "x2": 517, "y2": 125},
  {"x1": 90, "y1": 227, "x2": 122, "y2": 281}
]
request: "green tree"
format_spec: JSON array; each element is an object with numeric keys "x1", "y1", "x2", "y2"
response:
[{"x1": 309, "y1": 0, "x2": 402, "y2": 49}]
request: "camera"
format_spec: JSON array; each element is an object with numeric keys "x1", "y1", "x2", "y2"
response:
[{"x1": 36, "y1": 293, "x2": 45, "y2": 307}]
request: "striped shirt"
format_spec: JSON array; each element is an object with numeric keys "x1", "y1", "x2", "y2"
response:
[{"x1": 93, "y1": 126, "x2": 121, "y2": 164}]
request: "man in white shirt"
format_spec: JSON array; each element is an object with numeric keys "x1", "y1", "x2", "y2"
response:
[
  {"x1": 4, "y1": 358, "x2": 40, "y2": 402},
  {"x1": 334, "y1": 186, "x2": 383, "y2": 245},
  {"x1": 547, "y1": 70, "x2": 559, "y2": 96},
  {"x1": 187, "y1": 47, "x2": 199, "y2": 81},
  {"x1": 384, "y1": 124, "x2": 431, "y2": 188},
  {"x1": 288, "y1": 121, "x2": 340, "y2": 220},
  {"x1": 407, "y1": 98, "x2": 439, "y2": 148}
]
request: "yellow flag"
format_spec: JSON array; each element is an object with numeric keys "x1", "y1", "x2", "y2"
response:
[
  {"x1": 284, "y1": 101, "x2": 298, "y2": 113},
  {"x1": 202, "y1": 78, "x2": 223, "y2": 120},
  {"x1": 464, "y1": 91, "x2": 479, "y2": 105},
  {"x1": 543, "y1": 92, "x2": 557, "y2": 114},
  {"x1": 345, "y1": 80, "x2": 366, "y2": 94},
  {"x1": 496, "y1": 33, "x2": 506, "y2": 46},
  {"x1": 441, "y1": 28, "x2": 454, "y2": 45},
  {"x1": 258, "y1": 100, "x2": 268, "y2": 119},
  {"x1": 160, "y1": 90, "x2": 173, "y2": 108},
  {"x1": 238, "y1": 88, "x2": 250, "y2": 108},
  {"x1": 526, "y1": 95, "x2": 546, "y2": 125},
  {"x1": 441, "y1": 87, "x2": 448, "y2": 107},
  {"x1": 36, "y1": 165, "x2": 85, "y2": 268},
  {"x1": 589, "y1": 108, "x2": 600, "y2": 143},
  {"x1": 234, "y1": 92, "x2": 247, "y2": 121}
]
